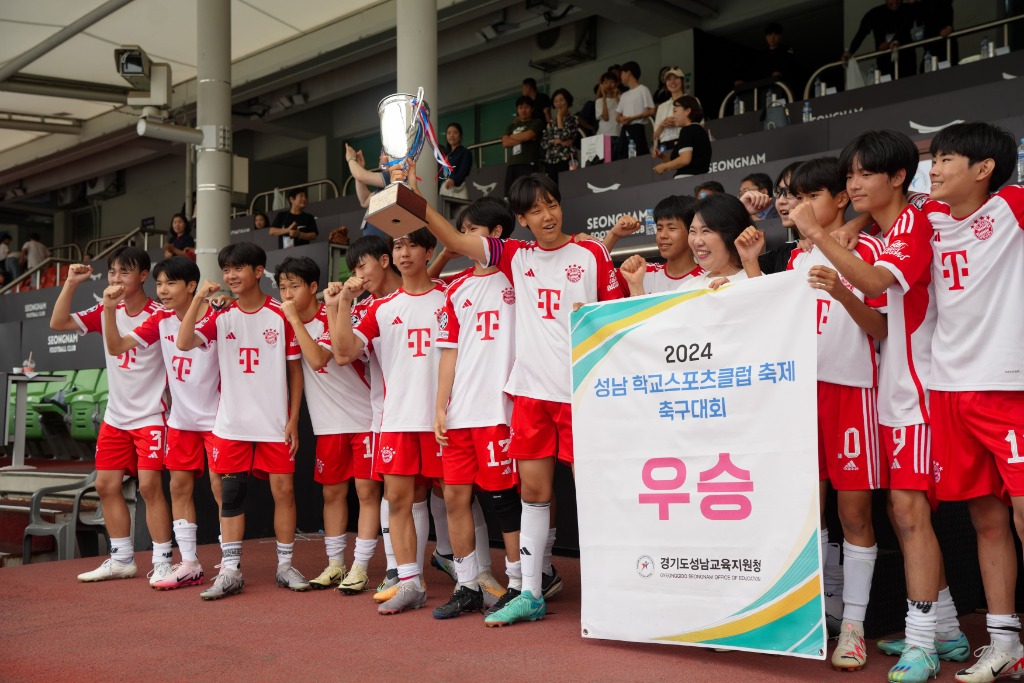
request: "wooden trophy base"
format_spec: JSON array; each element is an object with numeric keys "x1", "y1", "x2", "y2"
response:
[{"x1": 365, "y1": 183, "x2": 428, "y2": 238}]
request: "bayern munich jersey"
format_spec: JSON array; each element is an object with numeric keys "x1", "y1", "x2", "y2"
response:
[
  {"x1": 305, "y1": 303, "x2": 371, "y2": 435},
  {"x1": 351, "y1": 295, "x2": 384, "y2": 432},
  {"x1": 353, "y1": 285, "x2": 447, "y2": 432},
  {"x1": 788, "y1": 236, "x2": 887, "y2": 388},
  {"x1": 622, "y1": 263, "x2": 705, "y2": 296},
  {"x1": 129, "y1": 308, "x2": 220, "y2": 432},
  {"x1": 194, "y1": 296, "x2": 300, "y2": 442},
  {"x1": 482, "y1": 236, "x2": 622, "y2": 403},
  {"x1": 925, "y1": 185, "x2": 1024, "y2": 390},
  {"x1": 436, "y1": 270, "x2": 516, "y2": 428},
  {"x1": 874, "y1": 204, "x2": 936, "y2": 426},
  {"x1": 72, "y1": 300, "x2": 167, "y2": 430}
]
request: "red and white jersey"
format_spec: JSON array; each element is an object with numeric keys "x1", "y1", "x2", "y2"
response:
[
  {"x1": 482, "y1": 236, "x2": 623, "y2": 402},
  {"x1": 787, "y1": 235, "x2": 887, "y2": 388},
  {"x1": 351, "y1": 296, "x2": 384, "y2": 432},
  {"x1": 622, "y1": 263, "x2": 706, "y2": 296},
  {"x1": 925, "y1": 185, "x2": 1024, "y2": 390},
  {"x1": 353, "y1": 285, "x2": 446, "y2": 431},
  {"x1": 436, "y1": 270, "x2": 516, "y2": 428},
  {"x1": 303, "y1": 303, "x2": 371, "y2": 435},
  {"x1": 129, "y1": 308, "x2": 220, "y2": 432},
  {"x1": 874, "y1": 205, "x2": 936, "y2": 427},
  {"x1": 194, "y1": 296, "x2": 300, "y2": 442},
  {"x1": 685, "y1": 268, "x2": 748, "y2": 291},
  {"x1": 72, "y1": 300, "x2": 167, "y2": 430}
]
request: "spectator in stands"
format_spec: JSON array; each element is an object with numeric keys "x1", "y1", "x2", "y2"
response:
[
  {"x1": 750, "y1": 23, "x2": 800, "y2": 90},
  {"x1": 521, "y1": 78, "x2": 551, "y2": 123},
  {"x1": 738, "y1": 173, "x2": 779, "y2": 221},
  {"x1": 843, "y1": 0, "x2": 917, "y2": 79},
  {"x1": 907, "y1": 0, "x2": 956, "y2": 64},
  {"x1": 694, "y1": 180, "x2": 725, "y2": 199},
  {"x1": 652, "y1": 67, "x2": 687, "y2": 158},
  {"x1": 253, "y1": 211, "x2": 269, "y2": 230},
  {"x1": 607, "y1": 64, "x2": 628, "y2": 92},
  {"x1": 439, "y1": 122, "x2": 473, "y2": 202},
  {"x1": 652, "y1": 66, "x2": 672, "y2": 104},
  {"x1": 616, "y1": 61, "x2": 655, "y2": 158},
  {"x1": 652, "y1": 96, "x2": 710, "y2": 178},
  {"x1": 501, "y1": 96, "x2": 545, "y2": 198},
  {"x1": 595, "y1": 72, "x2": 622, "y2": 137},
  {"x1": 270, "y1": 188, "x2": 319, "y2": 249},
  {"x1": 20, "y1": 233, "x2": 50, "y2": 271},
  {"x1": 577, "y1": 83, "x2": 599, "y2": 138},
  {"x1": 541, "y1": 89, "x2": 580, "y2": 184},
  {"x1": 0, "y1": 232, "x2": 12, "y2": 283},
  {"x1": 164, "y1": 213, "x2": 196, "y2": 259}
]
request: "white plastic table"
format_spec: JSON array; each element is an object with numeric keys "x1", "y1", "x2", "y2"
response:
[{"x1": 2, "y1": 373, "x2": 56, "y2": 471}]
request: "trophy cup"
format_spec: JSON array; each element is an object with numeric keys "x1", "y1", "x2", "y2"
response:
[{"x1": 365, "y1": 88, "x2": 450, "y2": 237}]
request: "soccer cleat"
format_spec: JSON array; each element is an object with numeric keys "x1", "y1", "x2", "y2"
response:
[
  {"x1": 308, "y1": 563, "x2": 345, "y2": 590},
  {"x1": 147, "y1": 562, "x2": 175, "y2": 588},
  {"x1": 431, "y1": 550, "x2": 457, "y2": 582},
  {"x1": 477, "y1": 569, "x2": 507, "y2": 608},
  {"x1": 152, "y1": 562, "x2": 204, "y2": 590},
  {"x1": 376, "y1": 569, "x2": 398, "y2": 592},
  {"x1": 484, "y1": 589, "x2": 546, "y2": 627},
  {"x1": 378, "y1": 581, "x2": 428, "y2": 615},
  {"x1": 541, "y1": 565, "x2": 563, "y2": 600},
  {"x1": 879, "y1": 632, "x2": 972, "y2": 662},
  {"x1": 825, "y1": 591, "x2": 844, "y2": 638},
  {"x1": 485, "y1": 587, "x2": 521, "y2": 617},
  {"x1": 832, "y1": 621, "x2": 868, "y2": 671},
  {"x1": 432, "y1": 585, "x2": 484, "y2": 619},
  {"x1": 374, "y1": 574, "x2": 425, "y2": 603},
  {"x1": 888, "y1": 645, "x2": 940, "y2": 682},
  {"x1": 954, "y1": 644, "x2": 1024, "y2": 683},
  {"x1": 276, "y1": 566, "x2": 311, "y2": 592},
  {"x1": 338, "y1": 565, "x2": 369, "y2": 595},
  {"x1": 77, "y1": 558, "x2": 137, "y2": 582},
  {"x1": 200, "y1": 567, "x2": 244, "y2": 600}
]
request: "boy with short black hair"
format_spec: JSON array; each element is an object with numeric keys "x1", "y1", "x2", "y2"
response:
[
  {"x1": 50, "y1": 246, "x2": 173, "y2": 584},
  {"x1": 176, "y1": 241, "x2": 307, "y2": 599},
  {"x1": 270, "y1": 188, "x2": 319, "y2": 249}
]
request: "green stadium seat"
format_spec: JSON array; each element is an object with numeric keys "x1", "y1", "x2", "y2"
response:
[{"x1": 68, "y1": 369, "x2": 107, "y2": 442}]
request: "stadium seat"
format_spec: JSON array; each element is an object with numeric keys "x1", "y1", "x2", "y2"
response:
[{"x1": 68, "y1": 369, "x2": 106, "y2": 442}]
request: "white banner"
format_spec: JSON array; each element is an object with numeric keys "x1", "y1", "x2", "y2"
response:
[{"x1": 571, "y1": 271, "x2": 825, "y2": 659}]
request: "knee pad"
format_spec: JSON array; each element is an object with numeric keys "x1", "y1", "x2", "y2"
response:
[
  {"x1": 220, "y1": 472, "x2": 249, "y2": 518},
  {"x1": 481, "y1": 487, "x2": 521, "y2": 534}
]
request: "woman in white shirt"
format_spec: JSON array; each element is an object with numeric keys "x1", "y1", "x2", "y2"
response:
[
  {"x1": 684, "y1": 193, "x2": 751, "y2": 290},
  {"x1": 652, "y1": 67, "x2": 687, "y2": 158}
]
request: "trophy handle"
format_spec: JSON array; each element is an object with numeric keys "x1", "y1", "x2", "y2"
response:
[{"x1": 411, "y1": 86, "x2": 425, "y2": 126}]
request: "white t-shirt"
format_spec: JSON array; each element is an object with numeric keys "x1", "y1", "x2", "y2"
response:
[
  {"x1": 684, "y1": 268, "x2": 748, "y2": 292},
  {"x1": 22, "y1": 240, "x2": 49, "y2": 269},
  {"x1": 595, "y1": 97, "x2": 622, "y2": 136},
  {"x1": 436, "y1": 271, "x2": 516, "y2": 429},
  {"x1": 130, "y1": 308, "x2": 220, "y2": 432},
  {"x1": 654, "y1": 99, "x2": 681, "y2": 148},
  {"x1": 616, "y1": 85, "x2": 655, "y2": 125},
  {"x1": 194, "y1": 296, "x2": 300, "y2": 442},
  {"x1": 72, "y1": 300, "x2": 168, "y2": 430},
  {"x1": 353, "y1": 285, "x2": 447, "y2": 432},
  {"x1": 787, "y1": 238, "x2": 887, "y2": 388},
  {"x1": 925, "y1": 185, "x2": 1024, "y2": 390},
  {"x1": 303, "y1": 303, "x2": 372, "y2": 435},
  {"x1": 482, "y1": 236, "x2": 623, "y2": 403}
]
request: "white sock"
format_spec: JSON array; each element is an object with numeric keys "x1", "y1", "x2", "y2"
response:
[
  {"x1": 543, "y1": 527, "x2": 556, "y2": 575},
  {"x1": 472, "y1": 498, "x2": 491, "y2": 572},
  {"x1": 819, "y1": 527, "x2": 829, "y2": 566},
  {"x1": 841, "y1": 541, "x2": 877, "y2": 624},
  {"x1": 430, "y1": 492, "x2": 452, "y2": 556},
  {"x1": 221, "y1": 541, "x2": 242, "y2": 570},
  {"x1": 276, "y1": 542, "x2": 293, "y2": 570},
  {"x1": 324, "y1": 535, "x2": 346, "y2": 565},
  {"x1": 905, "y1": 600, "x2": 938, "y2": 651},
  {"x1": 520, "y1": 502, "x2": 550, "y2": 597},
  {"x1": 172, "y1": 519, "x2": 198, "y2": 563},
  {"x1": 988, "y1": 613, "x2": 1022, "y2": 651},
  {"x1": 152, "y1": 540, "x2": 173, "y2": 566},
  {"x1": 398, "y1": 561, "x2": 421, "y2": 589},
  {"x1": 506, "y1": 556, "x2": 523, "y2": 591},
  {"x1": 455, "y1": 550, "x2": 479, "y2": 590},
  {"x1": 936, "y1": 586, "x2": 962, "y2": 639},
  {"x1": 110, "y1": 537, "x2": 133, "y2": 564},
  {"x1": 381, "y1": 498, "x2": 396, "y2": 571},
  {"x1": 412, "y1": 500, "x2": 429, "y2": 573},
  {"x1": 824, "y1": 541, "x2": 844, "y2": 598},
  {"x1": 353, "y1": 537, "x2": 377, "y2": 567}
]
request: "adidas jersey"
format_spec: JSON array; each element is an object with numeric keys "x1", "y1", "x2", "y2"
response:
[
  {"x1": 351, "y1": 295, "x2": 383, "y2": 433},
  {"x1": 72, "y1": 300, "x2": 168, "y2": 430},
  {"x1": 129, "y1": 307, "x2": 220, "y2": 432},
  {"x1": 482, "y1": 236, "x2": 623, "y2": 403},
  {"x1": 436, "y1": 270, "x2": 516, "y2": 428},
  {"x1": 621, "y1": 263, "x2": 706, "y2": 296},
  {"x1": 353, "y1": 285, "x2": 446, "y2": 431},
  {"x1": 874, "y1": 205, "x2": 936, "y2": 427},
  {"x1": 194, "y1": 296, "x2": 300, "y2": 442},
  {"x1": 787, "y1": 236, "x2": 887, "y2": 388},
  {"x1": 924, "y1": 185, "x2": 1024, "y2": 390},
  {"x1": 304, "y1": 303, "x2": 371, "y2": 435}
]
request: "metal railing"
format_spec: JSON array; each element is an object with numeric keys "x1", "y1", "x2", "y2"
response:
[
  {"x1": 247, "y1": 179, "x2": 339, "y2": 216},
  {"x1": 0, "y1": 243, "x2": 82, "y2": 294},
  {"x1": 82, "y1": 227, "x2": 159, "y2": 263},
  {"x1": 803, "y1": 14, "x2": 1023, "y2": 100},
  {"x1": 718, "y1": 80, "x2": 796, "y2": 120},
  {"x1": 340, "y1": 140, "x2": 508, "y2": 197}
]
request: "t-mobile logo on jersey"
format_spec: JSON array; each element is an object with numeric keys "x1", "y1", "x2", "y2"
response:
[
  {"x1": 816, "y1": 299, "x2": 831, "y2": 335},
  {"x1": 940, "y1": 250, "x2": 969, "y2": 290},
  {"x1": 407, "y1": 328, "x2": 431, "y2": 357},
  {"x1": 537, "y1": 288, "x2": 561, "y2": 319},
  {"x1": 170, "y1": 356, "x2": 193, "y2": 382},
  {"x1": 475, "y1": 310, "x2": 500, "y2": 340},
  {"x1": 238, "y1": 347, "x2": 260, "y2": 373},
  {"x1": 116, "y1": 347, "x2": 137, "y2": 369}
]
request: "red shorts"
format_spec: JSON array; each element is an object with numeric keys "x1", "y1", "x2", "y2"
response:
[
  {"x1": 375, "y1": 431, "x2": 443, "y2": 480},
  {"x1": 315, "y1": 432, "x2": 371, "y2": 485},
  {"x1": 210, "y1": 437, "x2": 294, "y2": 479},
  {"x1": 442, "y1": 425, "x2": 518, "y2": 490},
  {"x1": 931, "y1": 390, "x2": 1024, "y2": 502},
  {"x1": 95, "y1": 422, "x2": 166, "y2": 475},
  {"x1": 817, "y1": 383, "x2": 886, "y2": 491},
  {"x1": 508, "y1": 396, "x2": 574, "y2": 464},
  {"x1": 881, "y1": 424, "x2": 934, "y2": 495},
  {"x1": 165, "y1": 428, "x2": 215, "y2": 475}
]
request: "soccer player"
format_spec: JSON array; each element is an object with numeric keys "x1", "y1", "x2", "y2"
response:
[
  {"x1": 330, "y1": 228, "x2": 446, "y2": 615},
  {"x1": 421, "y1": 173, "x2": 623, "y2": 627},
  {"x1": 49, "y1": 246, "x2": 173, "y2": 584},
  {"x1": 100, "y1": 255, "x2": 223, "y2": 590},
  {"x1": 276, "y1": 256, "x2": 374, "y2": 590},
  {"x1": 796, "y1": 131, "x2": 969, "y2": 682},
  {"x1": 432, "y1": 198, "x2": 523, "y2": 619},
  {"x1": 176, "y1": 242, "x2": 308, "y2": 599}
]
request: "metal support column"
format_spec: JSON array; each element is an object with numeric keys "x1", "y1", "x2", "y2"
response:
[{"x1": 396, "y1": 0, "x2": 438, "y2": 210}]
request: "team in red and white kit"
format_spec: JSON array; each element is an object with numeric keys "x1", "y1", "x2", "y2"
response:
[{"x1": 52, "y1": 121, "x2": 1024, "y2": 682}]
